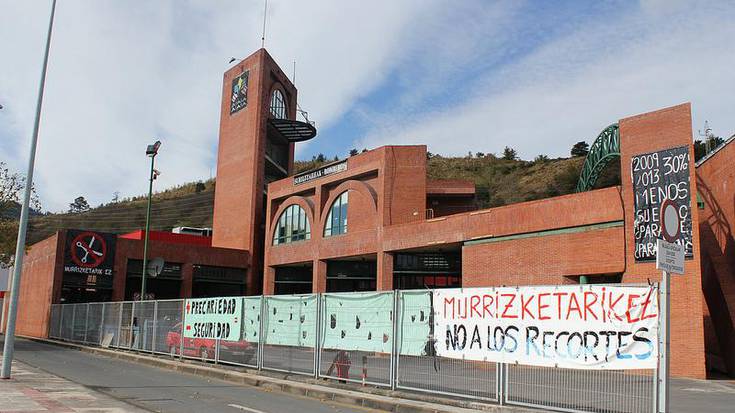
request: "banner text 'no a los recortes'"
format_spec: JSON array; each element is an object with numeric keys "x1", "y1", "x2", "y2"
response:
[
  {"x1": 631, "y1": 146, "x2": 693, "y2": 261},
  {"x1": 434, "y1": 285, "x2": 659, "y2": 369},
  {"x1": 184, "y1": 297, "x2": 242, "y2": 341},
  {"x1": 63, "y1": 229, "x2": 116, "y2": 289}
]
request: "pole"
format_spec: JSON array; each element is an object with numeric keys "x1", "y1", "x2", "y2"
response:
[
  {"x1": 658, "y1": 270, "x2": 670, "y2": 413},
  {"x1": 140, "y1": 155, "x2": 155, "y2": 300},
  {"x1": 1, "y1": 0, "x2": 57, "y2": 379}
]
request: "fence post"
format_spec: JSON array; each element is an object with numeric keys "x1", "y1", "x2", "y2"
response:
[
  {"x1": 257, "y1": 295, "x2": 265, "y2": 370},
  {"x1": 152, "y1": 301, "x2": 158, "y2": 354},
  {"x1": 314, "y1": 294, "x2": 321, "y2": 379},
  {"x1": 116, "y1": 303, "x2": 123, "y2": 347},
  {"x1": 70, "y1": 304, "x2": 76, "y2": 342},
  {"x1": 179, "y1": 299, "x2": 185, "y2": 360},
  {"x1": 499, "y1": 363, "x2": 506, "y2": 405},
  {"x1": 390, "y1": 290, "x2": 399, "y2": 391},
  {"x1": 83, "y1": 303, "x2": 90, "y2": 343},
  {"x1": 98, "y1": 303, "x2": 105, "y2": 347},
  {"x1": 57, "y1": 305, "x2": 63, "y2": 340}
]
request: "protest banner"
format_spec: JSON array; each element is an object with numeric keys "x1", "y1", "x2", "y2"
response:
[
  {"x1": 433, "y1": 285, "x2": 659, "y2": 369},
  {"x1": 183, "y1": 297, "x2": 242, "y2": 341}
]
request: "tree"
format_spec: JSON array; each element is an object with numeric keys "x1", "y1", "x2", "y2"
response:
[
  {"x1": 68, "y1": 196, "x2": 90, "y2": 213},
  {"x1": 112, "y1": 191, "x2": 120, "y2": 202},
  {"x1": 475, "y1": 152, "x2": 485, "y2": 158},
  {"x1": 534, "y1": 154, "x2": 549, "y2": 163},
  {"x1": 315, "y1": 153, "x2": 326, "y2": 163},
  {"x1": 349, "y1": 149, "x2": 359, "y2": 157},
  {"x1": 571, "y1": 141, "x2": 589, "y2": 157},
  {"x1": 502, "y1": 146, "x2": 517, "y2": 161},
  {"x1": 0, "y1": 161, "x2": 41, "y2": 214},
  {"x1": 0, "y1": 161, "x2": 42, "y2": 266},
  {"x1": 694, "y1": 136, "x2": 725, "y2": 161},
  {"x1": 195, "y1": 182, "x2": 206, "y2": 193}
]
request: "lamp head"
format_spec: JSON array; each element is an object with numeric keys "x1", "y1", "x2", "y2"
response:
[{"x1": 146, "y1": 140, "x2": 161, "y2": 156}]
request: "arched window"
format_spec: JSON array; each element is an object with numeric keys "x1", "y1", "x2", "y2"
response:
[
  {"x1": 273, "y1": 204, "x2": 310, "y2": 245},
  {"x1": 324, "y1": 191, "x2": 348, "y2": 237},
  {"x1": 270, "y1": 89, "x2": 286, "y2": 119}
]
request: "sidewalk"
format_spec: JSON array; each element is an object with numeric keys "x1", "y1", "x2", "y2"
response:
[{"x1": 0, "y1": 360, "x2": 146, "y2": 412}]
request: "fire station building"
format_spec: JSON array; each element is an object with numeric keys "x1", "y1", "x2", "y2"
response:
[{"x1": 6, "y1": 48, "x2": 735, "y2": 379}]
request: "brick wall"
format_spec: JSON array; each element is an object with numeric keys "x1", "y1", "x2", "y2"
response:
[{"x1": 618, "y1": 103, "x2": 706, "y2": 379}]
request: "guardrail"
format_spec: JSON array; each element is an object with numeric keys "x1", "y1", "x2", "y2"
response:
[{"x1": 48, "y1": 285, "x2": 658, "y2": 413}]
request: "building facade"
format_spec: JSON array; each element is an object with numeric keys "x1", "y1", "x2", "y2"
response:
[{"x1": 6, "y1": 48, "x2": 734, "y2": 379}]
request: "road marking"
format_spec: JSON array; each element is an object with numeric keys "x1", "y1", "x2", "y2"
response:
[{"x1": 227, "y1": 403, "x2": 268, "y2": 413}]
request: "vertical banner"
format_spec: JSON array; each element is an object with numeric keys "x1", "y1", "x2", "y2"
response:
[
  {"x1": 183, "y1": 297, "x2": 242, "y2": 341},
  {"x1": 230, "y1": 71, "x2": 249, "y2": 114},
  {"x1": 631, "y1": 146, "x2": 693, "y2": 261},
  {"x1": 433, "y1": 285, "x2": 659, "y2": 369}
]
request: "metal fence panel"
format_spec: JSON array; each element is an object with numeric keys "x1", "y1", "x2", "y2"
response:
[
  {"x1": 85, "y1": 303, "x2": 104, "y2": 345},
  {"x1": 60, "y1": 304, "x2": 74, "y2": 341},
  {"x1": 396, "y1": 290, "x2": 499, "y2": 401},
  {"x1": 119, "y1": 301, "x2": 134, "y2": 349},
  {"x1": 71, "y1": 304, "x2": 88, "y2": 342},
  {"x1": 505, "y1": 365, "x2": 655, "y2": 413},
  {"x1": 48, "y1": 304, "x2": 61, "y2": 339},
  {"x1": 132, "y1": 301, "x2": 156, "y2": 352},
  {"x1": 318, "y1": 291, "x2": 394, "y2": 386},
  {"x1": 262, "y1": 294, "x2": 317, "y2": 375},
  {"x1": 153, "y1": 299, "x2": 183, "y2": 356},
  {"x1": 217, "y1": 296, "x2": 260, "y2": 368},
  {"x1": 101, "y1": 302, "x2": 121, "y2": 348}
]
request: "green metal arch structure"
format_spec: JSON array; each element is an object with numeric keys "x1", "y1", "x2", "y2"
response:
[{"x1": 575, "y1": 124, "x2": 620, "y2": 192}]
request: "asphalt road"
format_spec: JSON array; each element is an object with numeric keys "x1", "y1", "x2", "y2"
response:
[{"x1": 1, "y1": 336, "x2": 381, "y2": 413}]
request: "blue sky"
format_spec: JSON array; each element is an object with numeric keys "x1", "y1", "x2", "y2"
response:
[{"x1": 1, "y1": 0, "x2": 734, "y2": 212}]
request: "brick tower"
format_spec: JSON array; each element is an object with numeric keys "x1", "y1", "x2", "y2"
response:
[{"x1": 212, "y1": 48, "x2": 314, "y2": 294}]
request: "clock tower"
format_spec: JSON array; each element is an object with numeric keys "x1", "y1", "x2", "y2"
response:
[{"x1": 211, "y1": 49, "x2": 316, "y2": 294}]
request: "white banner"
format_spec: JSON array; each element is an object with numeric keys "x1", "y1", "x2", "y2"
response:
[
  {"x1": 433, "y1": 285, "x2": 659, "y2": 369},
  {"x1": 183, "y1": 297, "x2": 242, "y2": 341}
]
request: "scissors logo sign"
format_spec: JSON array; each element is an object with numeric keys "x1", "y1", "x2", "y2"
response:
[{"x1": 70, "y1": 232, "x2": 107, "y2": 268}]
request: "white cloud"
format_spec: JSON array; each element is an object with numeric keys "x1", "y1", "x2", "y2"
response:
[
  {"x1": 355, "y1": 1, "x2": 735, "y2": 160},
  {"x1": 1, "y1": 1, "x2": 733, "y2": 213},
  {"x1": 0, "y1": 0, "x2": 444, "y2": 211}
]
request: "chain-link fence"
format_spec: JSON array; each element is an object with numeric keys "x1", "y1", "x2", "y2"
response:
[{"x1": 47, "y1": 287, "x2": 660, "y2": 413}]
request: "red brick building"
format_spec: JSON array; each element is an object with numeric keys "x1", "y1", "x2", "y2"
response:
[
  {"x1": 7, "y1": 230, "x2": 247, "y2": 338},
  {"x1": 7, "y1": 48, "x2": 735, "y2": 379}
]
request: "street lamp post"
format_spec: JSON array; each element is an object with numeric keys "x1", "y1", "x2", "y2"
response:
[
  {"x1": 1, "y1": 0, "x2": 57, "y2": 380},
  {"x1": 140, "y1": 141, "x2": 161, "y2": 301}
]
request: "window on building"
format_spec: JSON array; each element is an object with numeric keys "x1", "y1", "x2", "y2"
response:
[
  {"x1": 393, "y1": 252, "x2": 461, "y2": 290},
  {"x1": 270, "y1": 89, "x2": 287, "y2": 119},
  {"x1": 273, "y1": 204, "x2": 311, "y2": 245},
  {"x1": 324, "y1": 191, "x2": 348, "y2": 237}
]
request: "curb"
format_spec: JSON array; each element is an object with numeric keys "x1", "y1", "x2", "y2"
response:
[{"x1": 23, "y1": 337, "x2": 536, "y2": 413}]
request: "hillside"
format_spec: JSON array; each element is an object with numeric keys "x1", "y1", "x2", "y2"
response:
[{"x1": 1, "y1": 153, "x2": 619, "y2": 258}]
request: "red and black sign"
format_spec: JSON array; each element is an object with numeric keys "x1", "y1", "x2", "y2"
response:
[{"x1": 63, "y1": 229, "x2": 116, "y2": 288}]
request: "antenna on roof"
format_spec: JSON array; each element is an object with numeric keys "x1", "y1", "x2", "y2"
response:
[{"x1": 261, "y1": 0, "x2": 268, "y2": 49}]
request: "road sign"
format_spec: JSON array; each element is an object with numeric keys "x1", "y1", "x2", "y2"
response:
[
  {"x1": 656, "y1": 238, "x2": 685, "y2": 275},
  {"x1": 660, "y1": 199, "x2": 681, "y2": 243}
]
